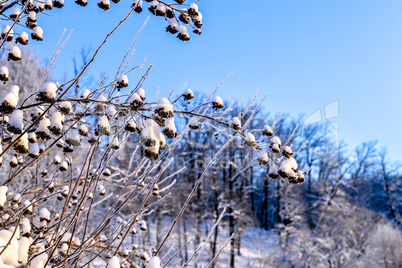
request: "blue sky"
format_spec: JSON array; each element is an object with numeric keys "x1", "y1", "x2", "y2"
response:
[{"x1": 28, "y1": 0, "x2": 402, "y2": 162}]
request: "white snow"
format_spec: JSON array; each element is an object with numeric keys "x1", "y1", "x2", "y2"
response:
[
  {"x1": 108, "y1": 256, "x2": 120, "y2": 268},
  {"x1": 167, "y1": 18, "x2": 178, "y2": 30},
  {"x1": 50, "y1": 111, "x2": 63, "y2": 130},
  {"x1": 20, "y1": 218, "x2": 31, "y2": 236},
  {"x1": 28, "y1": 11, "x2": 36, "y2": 21},
  {"x1": 245, "y1": 133, "x2": 256, "y2": 144},
  {"x1": 39, "y1": 208, "x2": 50, "y2": 222},
  {"x1": 189, "y1": 3, "x2": 198, "y2": 12},
  {"x1": 0, "y1": 230, "x2": 19, "y2": 266},
  {"x1": 41, "y1": 82, "x2": 57, "y2": 100},
  {"x1": 156, "y1": 97, "x2": 173, "y2": 111},
  {"x1": 257, "y1": 151, "x2": 269, "y2": 164},
  {"x1": 129, "y1": 92, "x2": 142, "y2": 103},
  {"x1": 37, "y1": 118, "x2": 50, "y2": 133},
  {"x1": 231, "y1": 117, "x2": 241, "y2": 129},
  {"x1": 9, "y1": 109, "x2": 24, "y2": 130},
  {"x1": 81, "y1": 89, "x2": 91, "y2": 99},
  {"x1": 3, "y1": 25, "x2": 14, "y2": 38},
  {"x1": 270, "y1": 136, "x2": 281, "y2": 146},
  {"x1": 12, "y1": 7, "x2": 20, "y2": 16},
  {"x1": 179, "y1": 25, "x2": 189, "y2": 35},
  {"x1": 147, "y1": 256, "x2": 161, "y2": 268},
  {"x1": 137, "y1": 88, "x2": 145, "y2": 100},
  {"x1": 164, "y1": 118, "x2": 177, "y2": 131},
  {"x1": 9, "y1": 46, "x2": 21, "y2": 59},
  {"x1": 29, "y1": 143, "x2": 39, "y2": 157},
  {"x1": 213, "y1": 96, "x2": 223, "y2": 106},
  {"x1": 33, "y1": 26, "x2": 43, "y2": 39},
  {"x1": 18, "y1": 32, "x2": 28, "y2": 42},
  {"x1": 18, "y1": 236, "x2": 31, "y2": 265},
  {"x1": 117, "y1": 74, "x2": 128, "y2": 87},
  {"x1": 0, "y1": 186, "x2": 8, "y2": 207},
  {"x1": 29, "y1": 252, "x2": 48, "y2": 268},
  {"x1": 0, "y1": 66, "x2": 9, "y2": 77}
]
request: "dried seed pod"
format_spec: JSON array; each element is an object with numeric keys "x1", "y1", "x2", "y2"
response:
[
  {"x1": 75, "y1": 0, "x2": 88, "y2": 6},
  {"x1": 212, "y1": 96, "x2": 224, "y2": 109}
]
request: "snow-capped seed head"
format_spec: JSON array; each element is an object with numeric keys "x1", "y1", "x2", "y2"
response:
[
  {"x1": 35, "y1": 118, "x2": 51, "y2": 140},
  {"x1": 166, "y1": 18, "x2": 179, "y2": 34},
  {"x1": 245, "y1": 133, "x2": 256, "y2": 147},
  {"x1": 278, "y1": 158, "x2": 296, "y2": 179},
  {"x1": 80, "y1": 89, "x2": 91, "y2": 99},
  {"x1": 0, "y1": 186, "x2": 8, "y2": 208},
  {"x1": 10, "y1": 7, "x2": 20, "y2": 19},
  {"x1": 98, "y1": 184, "x2": 106, "y2": 195},
  {"x1": 1, "y1": 25, "x2": 13, "y2": 41},
  {"x1": 163, "y1": 118, "x2": 178, "y2": 139},
  {"x1": 31, "y1": 26, "x2": 43, "y2": 41},
  {"x1": 257, "y1": 151, "x2": 269, "y2": 165},
  {"x1": 139, "y1": 220, "x2": 147, "y2": 231},
  {"x1": 268, "y1": 163, "x2": 279, "y2": 179},
  {"x1": 230, "y1": 117, "x2": 241, "y2": 130},
  {"x1": 116, "y1": 74, "x2": 128, "y2": 89},
  {"x1": 75, "y1": 0, "x2": 88, "y2": 7},
  {"x1": 212, "y1": 96, "x2": 224, "y2": 109},
  {"x1": 45, "y1": 0, "x2": 53, "y2": 9},
  {"x1": 49, "y1": 112, "x2": 63, "y2": 136},
  {"x1": 155, "y1": 98, "x2": 174, "y2": 119},
  {"x1": 0, "y1": 66, "x2": 9, "y2": 82},
  {"x1": 189, "y1": 120, "x2": 200, "y2": 130},
  {"x1": 12, "y1": 193, "x2": 21, "y2": 204},
  {"x1": 137, "y1": 88, "x2": 145, "y2": 101},
  {"x1": 103, "y1": 168, "x2": 111, "y2": 177},
  {"x1": 262, "y1": 125, "x2": 274, "y2": 137},
  {"x1": 148, "y1": 1, "x2": 158, "y2": 14},
  {"x1": 16, "y1": 32, "x2": 29, "y2": 45},
  {"x1": 270, "y1": 136, "x2": 282, "y2": 149},
  {"x1": 144, "y1": 144, "x2": 159, "y2": 161},
  {"x1": 128, "y1": 93, "x2": 143, "y2": 111},
  {"x1": 20, "y1": 218, "x2": 31, "y2": 237},
  {"x1": 98, "y1": 0, "x2": 110, "y2": 10},
  {"x1": 188, "y1": 3, "x2": 198, "y2": 16},
  {"x1": 297, "y1": 170, "x2": 305, "y2": 184},
  {"x1": 28, "y1": 143, "x2": 39, "y2": 158},
  {"x1": 39, "y1": 208, "x2": 50, "y2": 222},
  {"x1": 57, "y1": 101, "x2": 72, "y2": 115},
  {"x1": 155, "y1": 3, "x2": 166, "y2": 16},
  {"x1": 78, "y1": 122, "x2": 89, "y2": 137},
  {"x1": 96, "y1": 115, "x2": 111, "y2": 136},
  {"x1": 54, "y1": 0, "x2": 64, "y2": 8},
  {"x1": 140, "y1": 252, "x2": 150, "y2": 262},
  {"x1": 109, "y1": 136, "x2": 120, "y2": 149},
  {"x1": 125, "y1": 119, "x2": 137, "y2": 132},
  {"x1": 132, "y1": 0, "x2": 143, "y2": 13},
  {"x1": 59, "y1": 160, "x2": 68, "y2": 172},
  {"x1": 282, "y1": 146, "x2": 293, "y2": 158},
  {"x1": 48, "y1": 181, "x2": 54, "y2": 193},
  {"x1": 148, "y1": 256, "x2": 161, "y2": 268},
  {"x1": 182, "y1": 89, "x2": 194, "y2": 101},
  {"x1": 61, "y1": 186, "x2": 69, "y2": 197},
  {"x1": 192, "y1": 11, "x2": 203, "y2": 27},
  {"x1": 28, "y1": 132, "x2": 37, "y2": 143},
  {"x1": 179, "y1": 9, "x2": 191, "y2": 24},
  {"x1": 37, "y1": 82, "x2": 57, "y2": 103},
  {"x1": 0, "y1": 85, "x2": 19, "y2": 114},
  {"x1": 66, "y1": 129, "x2": 81, "y2": 146},
  {"x1": 177, "y1": 25, "x2": 190, "y2": 41},
  {"x1": 108, "y1": 256, "x2": 120, "y2": 268},
  {"x1": 8, "y1": 110, "x2": 24, "y2": 134},
  {"x1": 107, "y1": 105, "x2": 118, "y2": 118},
  {"x1": 8, "y1": 46, "x2": 21, "y2": 61},
  {"x1": 23, "y1": 200, "x2": 33, "y2": 215}
]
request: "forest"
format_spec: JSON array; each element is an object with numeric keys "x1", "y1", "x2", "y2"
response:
[{"x1": 0, "y1": 1, "x2": 400, "y2": 268}]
